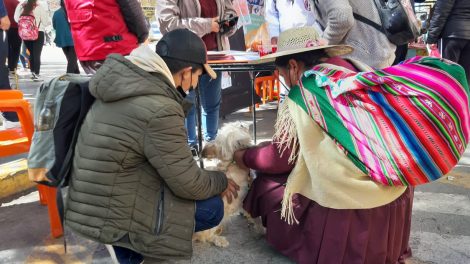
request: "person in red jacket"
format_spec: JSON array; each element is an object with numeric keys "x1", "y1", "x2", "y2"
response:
[{"x1": 64, "y1": 0, "x2": 149, "y2": 74}]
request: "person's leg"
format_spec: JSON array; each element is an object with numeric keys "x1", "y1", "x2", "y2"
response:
[
  {"x1": 184, "y1": 90, "x2": 198, "y2": 147},
  {"x1": 0, "y1": 30, "x2": 10, "y2": 88},
  {"x1": 199, "y1": 73, "x2": 222, "y2": 142},
  {"x1": 33, "y1": 32, "x2": 45, "y2": 75},
  {"x1": 69, "y1": 47, "x2": 80, "y2": 74},
  {"x1": 79, "y1": 60, "x2": 104, "y2": 75},
  {"x1": 112, "y1": 246, "x2": 144, "y2": 264},
  {"x1": 0, "y1": 30, "x2": 18, "y2": 121},
  {"x1": 63, "y1": 46, "x2": 80, "y2": 74},
  {"x1": 457, "y1": 40, "x2": 470, "y2": 87},
  {"x1": 194, "y1": 196, "x2": 224, "y2": 232},
  {"x1": 442, "y1": 38, "x2": 464, "y2": 64},
  {"x1": 7, "y1": 28, "x2": 21, "y2": 72},
  {"x1": 24, "y1": 40, "x2": 35, "y2": 75}
]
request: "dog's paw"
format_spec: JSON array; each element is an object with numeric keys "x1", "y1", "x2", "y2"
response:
[{"x1": 213, "y1": 236, "x2": 229, "y2": 248}]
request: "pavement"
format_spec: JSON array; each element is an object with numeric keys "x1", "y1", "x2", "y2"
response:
[{"x1": 0, "y1": 46, "x2": 469, "y2": 264}]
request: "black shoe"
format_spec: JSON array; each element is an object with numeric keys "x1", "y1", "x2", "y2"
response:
[{"x1": 190, "y1": 145, "x2": 199, "y2": 157}]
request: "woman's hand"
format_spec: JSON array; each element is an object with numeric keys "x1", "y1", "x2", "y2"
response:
[
  {"x1": 233, "y1": 149, "x2": 248, "y2": 170},
  {"x1": 211, "y1": 17, "x2": 220, "y2": 33},
  {"x1": 221, "y1": 178, "x2": 239, "y2": 204}
]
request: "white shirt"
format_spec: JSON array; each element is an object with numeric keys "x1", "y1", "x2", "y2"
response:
[
  {"x1": 14, "y1": 1, "x2": 50, "y2": 32},
  {"x1": 265, "y1": 0, "x2": 321, "y2": 39}
]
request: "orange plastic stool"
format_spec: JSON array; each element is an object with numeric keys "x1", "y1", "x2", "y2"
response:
[
  {"x1": 36, "y1": 184, "x2": 63, "y2": 238},
  {"x1": 254, "y1": 71, "x2": 280, "y2": 106},
  {"x1": 0, "y1": 90, "x2": 63, "y2": 238}
]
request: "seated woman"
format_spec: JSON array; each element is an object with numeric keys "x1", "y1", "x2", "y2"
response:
[{"x1": 234, "y1": 27, "x2": 414, "y2": 264}]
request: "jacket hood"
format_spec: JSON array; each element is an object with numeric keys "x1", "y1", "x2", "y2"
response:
[{"x1": 89, "y1": 45, "x2": 178, "y2": 102}]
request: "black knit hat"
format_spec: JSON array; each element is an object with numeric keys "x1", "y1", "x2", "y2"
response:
[{"x1": 155, "y1": 28, "x2": 216, "y2": 79}]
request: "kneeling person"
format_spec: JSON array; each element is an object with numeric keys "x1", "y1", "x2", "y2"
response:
[{"x1": 65, "y1": 29, "x2": 239, "y2": 263}]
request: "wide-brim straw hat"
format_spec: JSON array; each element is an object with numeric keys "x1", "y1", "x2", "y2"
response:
[{"x1": 256, "y1": 27, "x2": 353, "y2": 63}]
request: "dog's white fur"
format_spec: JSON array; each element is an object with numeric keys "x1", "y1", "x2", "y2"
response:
[{"x1": 192, "y1": 122, "x2": 253, "y2": 247}]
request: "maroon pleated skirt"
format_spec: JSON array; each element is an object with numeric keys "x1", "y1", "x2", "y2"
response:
[{"x1": 243, "y1": 174, "x2": 414, "y2": 264}]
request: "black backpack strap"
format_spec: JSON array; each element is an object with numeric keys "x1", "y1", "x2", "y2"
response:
[
  {"x1": 353, "y1": 12, "x2": 385, "y2": 34},
  {"x1": 55, "y1": 80, "x2": 94, "y2": 253}
]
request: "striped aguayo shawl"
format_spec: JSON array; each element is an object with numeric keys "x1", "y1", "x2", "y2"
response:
[{"x1": 286, "y1": 56, "x2": 470, "y2": 186}]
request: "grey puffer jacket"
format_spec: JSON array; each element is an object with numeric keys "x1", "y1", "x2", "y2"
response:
[
  {"x1": 156, "y1": 0, "x2": 237, "y2": 51},
  {"x1": 65, "y1": 46, "x2": 227, "y2": 260}
]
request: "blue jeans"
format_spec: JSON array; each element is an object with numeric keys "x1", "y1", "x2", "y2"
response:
[
  {"x1": 186, "y1": 73, "x2": 222, "y2": 146},
  {"x1": 112, "y1": 196, "x2": 224, "y2": 264}
]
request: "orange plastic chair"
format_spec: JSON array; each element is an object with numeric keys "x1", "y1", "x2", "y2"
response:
[
  {"x1": 254, "y1": 71, "x2": 280, "y2": 106},
  {"x1": 0, "y1": 90, "x2": 63, "y2": 238}
]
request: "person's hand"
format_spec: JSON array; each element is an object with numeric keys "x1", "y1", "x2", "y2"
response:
[
  {"x1": 233, "y1": 149, "x2": 248, "y2": 170},
  {"x1": 426, "y1": 43, "x2": 438, "y2": 50},
  {"x1": 211, "y1": 17, "x2": 220, "y2": 33},
  {"x1": 221, "y1": 178, "x2": 240, "y2": 204},
  {"x1": 0, "y1": 16, "x2": 11, "y2": 31}
]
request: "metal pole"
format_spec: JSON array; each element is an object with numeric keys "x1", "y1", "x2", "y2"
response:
[
  {"x1": 249, "y1": 71, "x2": 257, "y2": 144},
  {"x1": 195, "y1": 82, "x2": 204, "y2": 168}
]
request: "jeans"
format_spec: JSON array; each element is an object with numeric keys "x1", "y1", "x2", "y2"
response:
[
  {"x1": 0, "y1": 30, "x2": 10, "y2": 88},
  {"x1": 112, "y1": 196, "x2": 224, "y2": 264},
  {"x1": 185, "y1": 73, "x2": 222, "y2": 146}
]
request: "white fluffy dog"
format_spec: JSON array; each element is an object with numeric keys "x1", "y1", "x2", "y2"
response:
[{"x1": 192, "y1": 122, "x2": 253, "y2": 247}]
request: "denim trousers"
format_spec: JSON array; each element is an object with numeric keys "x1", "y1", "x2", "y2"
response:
[
  {"x1": 112, "y1": 196, "x2": 224, "y2": 264},
  {"x1": 185, "y1": 73, "x2": 222, "y2": 146}
]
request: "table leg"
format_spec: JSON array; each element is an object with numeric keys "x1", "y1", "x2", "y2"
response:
[
  {"x1": 249, "y1": 71, "x2": 257, "y2": 144},
  {"x1": 195, "y1": 85, "x2": 204, "y2": 168}
]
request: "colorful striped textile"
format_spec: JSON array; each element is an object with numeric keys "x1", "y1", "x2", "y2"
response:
[{"x1": 289, "y1": 56, "x2": 470, "y2": 186}]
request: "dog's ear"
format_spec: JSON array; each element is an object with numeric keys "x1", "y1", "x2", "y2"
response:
[{"x1": 201, "y1": 142, "x2": 218, "y2": 159}]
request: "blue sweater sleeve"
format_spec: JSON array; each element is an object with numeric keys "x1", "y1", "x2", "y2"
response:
[{"x1": 0, "y1": 0, "x2": 7, "y2": 18}]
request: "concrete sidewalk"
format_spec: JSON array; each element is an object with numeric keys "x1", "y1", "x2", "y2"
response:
[{"x1": 1, "y1": 49, "x2": 469, "y2": 263}]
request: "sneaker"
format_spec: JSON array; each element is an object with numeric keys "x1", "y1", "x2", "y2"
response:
[
  {"x1": 1, "y1": 120, "x2": 21, "y2": 130},
  {"x1": 32, "y1": 73, "x2": 43, "y2": 82}
]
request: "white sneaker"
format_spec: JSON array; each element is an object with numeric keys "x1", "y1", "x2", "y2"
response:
[{"x1": 1, "y1": 120, "x2": 21, "y2": 130}]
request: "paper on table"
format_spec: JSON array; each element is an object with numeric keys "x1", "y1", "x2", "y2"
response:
[{"x1": 208, "y1": 50, "x2": 260, "y2": 62}]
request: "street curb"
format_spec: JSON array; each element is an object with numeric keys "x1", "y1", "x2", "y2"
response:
[{"x1": 0, "y1": 159, "x2": 36, "y2": 200}]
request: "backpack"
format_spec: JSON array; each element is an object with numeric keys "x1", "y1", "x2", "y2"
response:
[
  {"x1": 353, "y1": 0, "x2": 421, "y2": 45},
  {"x1": 28, "y1": 74, "x2": 94, "y2": 188},
  {"x1": 288, "y1": 56, "x2": 469, "y2": 186},
  {"x1": 18, "y1": 14, "x2": 40, "y2": 41}
]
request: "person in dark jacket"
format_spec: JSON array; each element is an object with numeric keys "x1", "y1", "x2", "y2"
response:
[
  {"x1": 426, "y1": 0, "x2": 470, "y2": 85},
  {"x1": 64, "y1": 0, "x2": 149, "y2": 74},
  {"x1": 53, "y1": 0, "x2": 79, "y2": 74},
  {"x1": 65, "y1": 29, "x2": 239, "y2": 264}
]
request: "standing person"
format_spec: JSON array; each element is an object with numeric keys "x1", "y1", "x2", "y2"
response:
[
  {"x1": 65, "y1": 29, "x2": 239, "y2": 264},
  {"x1": 426, "y1": 0, "x2": 470, "y2": 86},
  {"x1": 52, "y1": 0, "x2": 79, "y2": 74},
  {"x1": 0, "y1": 0, "x2": 18, "y2": 127},
  {"x1": 265, "y1": 0, "x2": 320, "y2": 101},
  {"x1": 157, "y1": 0, "x2": 238, "y2": 154},
  {"x1": 14, "y1": 0, "x2": 50, "y2": 81},
  {"x1": 5, "y1": 0, "x2": 20, "y2": 75},
  {"x1": 311, "y1": 0, "x2": 396, "y2": 69},
  {"x1": 64, "y1": 0, "x2": 148, "y2": 75}
]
